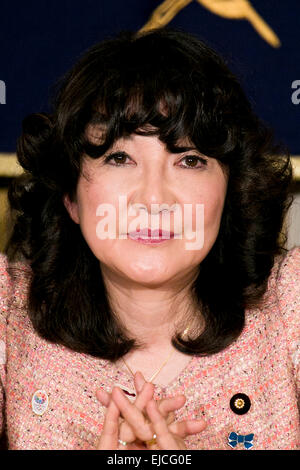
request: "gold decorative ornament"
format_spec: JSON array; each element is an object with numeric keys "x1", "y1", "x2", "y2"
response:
[
  {"x1": 234, "y1": 398, "x2": 245, "y2": 409},
  {"x1": 140, "y1": 0, "x2": 281, "y2": 48}
]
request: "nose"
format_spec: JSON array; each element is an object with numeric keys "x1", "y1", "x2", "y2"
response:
[{"x1": 129, "y1": 166, "x2": 177, "y2": 215}]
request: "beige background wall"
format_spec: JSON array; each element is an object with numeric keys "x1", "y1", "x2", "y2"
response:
[{"x1": 286, "y1": 191, "x2": 300, "y2": 249}]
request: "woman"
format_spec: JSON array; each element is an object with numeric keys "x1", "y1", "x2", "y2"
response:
[{"x1": 0, "y1": 28, "x2": 299, "y2": 450}]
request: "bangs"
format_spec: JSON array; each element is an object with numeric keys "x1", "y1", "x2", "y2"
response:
[
  {"x1": 56, "y1": 29, "x2": 250, "y2": 165},
  {"x1": 81, "y1": 75, "x2": 199, "y2": 156},
  {"x1": 79, "y1": 46, "x2": 237, "y2": 161}
]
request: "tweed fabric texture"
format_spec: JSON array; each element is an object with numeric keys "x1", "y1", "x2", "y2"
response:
[{"x1": 0, "y1": 248, "x2": 299, "y2": 450}]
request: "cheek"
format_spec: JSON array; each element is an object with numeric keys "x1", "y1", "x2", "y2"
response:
[
  {"x1": 75, "y1": 181, "x2": 129, "y2": 262},
  {"x1": 77, "y1": 172, "x2": 119, "y2": 219},
  {"x1": 203, "y1": 189, "x2": 225, "y2": 228},
  {"x1": 76, "y1": 184, "x2": 109, "y2": 243},
  {"x1": 190, "y1": 179, "x2": 227, "y2": 243}
]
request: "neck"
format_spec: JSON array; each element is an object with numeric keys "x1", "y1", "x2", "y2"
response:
[{"x1": 100, "y1": 264, "x2": 199, "y2": 351}]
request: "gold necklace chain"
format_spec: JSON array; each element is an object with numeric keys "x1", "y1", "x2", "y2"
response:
[{"x1": 121, "y1": 325, "x2": 190, "y2": 384}]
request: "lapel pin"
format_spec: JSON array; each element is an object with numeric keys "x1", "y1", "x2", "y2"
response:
[
  {"x1": 230, "y1": 393, "x2": 251, "y2": 415},
  {"x1": 32, "y1": 390, "x2": 49, "y2": 416},
  {"x1": 228, "y1": 431, "x2": 254, "y2": 449}
]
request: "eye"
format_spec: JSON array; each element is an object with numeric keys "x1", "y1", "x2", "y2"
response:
[
  {"x1": 179, "y1": 155, "x2": 208, "y2": 169},
  {"x1": 103, "y1": 151, "x2": 132, "y2": 166}
]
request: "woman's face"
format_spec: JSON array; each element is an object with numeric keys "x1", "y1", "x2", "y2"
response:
[{"x1": 64, "y1": 128, "x2": 228, "y2": 287}]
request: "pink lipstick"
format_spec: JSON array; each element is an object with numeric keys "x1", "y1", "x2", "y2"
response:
[{"x1": 128, "y1": 228, "x2": 175, "y2": 244}]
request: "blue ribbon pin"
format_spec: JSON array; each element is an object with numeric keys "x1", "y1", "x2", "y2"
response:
[{"x1": 228, "y1": 432, "x2": 254, "y2": 449}]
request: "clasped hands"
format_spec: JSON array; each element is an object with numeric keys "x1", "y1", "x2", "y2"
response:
[{"x1": 96, "y1": 371, "x2": 206, "y2": 450}]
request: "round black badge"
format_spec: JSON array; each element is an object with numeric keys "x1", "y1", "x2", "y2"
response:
[{"x1": 230, "y1": 393, "x2": 251, "y2": 415}]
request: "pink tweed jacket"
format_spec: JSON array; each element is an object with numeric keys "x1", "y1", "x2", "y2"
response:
[{"x1": 0, "y1": 247, "x2": 299, "y2": 450}]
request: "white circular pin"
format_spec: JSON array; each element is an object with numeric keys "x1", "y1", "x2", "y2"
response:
[{"x1": 32, "y1": 390, "x2": 49, "y2": 416}]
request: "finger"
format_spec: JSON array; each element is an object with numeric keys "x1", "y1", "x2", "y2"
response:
[
  {"x1": 96, "y1": 388, "x2": 110, "y2": 407},
  {"x1": 96, "y1": 374, "x2": 152, "y2": 412},
  {"x1": 96, "y1": 370, "x2": 147, "y2": 406},
  {"x1": 132, "y1": 372, "x2": 186, "y2": 422},
  {"x1": 134, "y1": 371, "x2": 146, "y2": 393},
  {"x1": 145, "y1": 398, "x2": 184, "y2": 450},
  {"x1": 97, "y1": 395, "x2": 121, "y2": 449},
  {"x1": 96, "y1": 388, "x2": 126, "y2": 432},
  {"x1": 97, "y1": 381, "x2": 155, "y2": 443},
  {"x1": 169, "y1": 418, "x2": 207, "y2": 438},
  {"x1": 132, "y1": 377, "x2": 155, "y2": 412},
  {"x1": 157, "y1": 395, "x2": 186, "y2": 418},
  {"x1": 96, "y1": 376, "x2": 183, "y2": 419},
  {"x1": 119, "y1": 381, "x2": 156, "y2": 442},
  {"x1": 111, "y1": 386, "x2": 155, "y2": 442},
  {"x1": 96, "y1": 383, "x2": 179, "y2": 436},
  {"x1": 166, "y1": 411, "x2": 175, "y2": 425},
  {"x1": 118, "y1": 381, "x2": 155, "y2": 443},
  {"x1": 116, "y1": 389, "x2": 176, "y2": 442},
  {"x1": 96, "y1": 379, "x2": 181, "y2": 443},
  {"x1": 96, "y1": 383, "x2": 178, "y2": 434},
  {"x1": 96, "y1": 381, "x2": 152, "y2": 421}
]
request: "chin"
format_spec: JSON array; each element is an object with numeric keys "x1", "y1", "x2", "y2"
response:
[
  {"x1": 126, "y1": 265, "x2": 172, "y2": 285},
  {"x1": 116, "y1": 258, "x2": 176, "y2": 286},
  {"x1": 127, "y1": 275, "x2": 172, "y2": 288}
]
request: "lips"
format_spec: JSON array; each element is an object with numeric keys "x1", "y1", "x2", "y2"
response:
[{"x1": 128, "y1": 228, "x2": 174, "y2": 239}]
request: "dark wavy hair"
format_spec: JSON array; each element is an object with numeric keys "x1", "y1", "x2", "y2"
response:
[{"x1": 5, "y1": 28, "x2": 293, "y2": 360}]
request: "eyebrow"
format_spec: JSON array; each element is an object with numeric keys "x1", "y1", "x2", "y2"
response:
[{"x1": 168, "y1": 145, "x2": 206, "y2": 155}]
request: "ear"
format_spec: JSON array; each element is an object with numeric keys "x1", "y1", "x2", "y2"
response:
[{"x1": 63, "y1": 194, "x2": 80, "y2": 224}]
